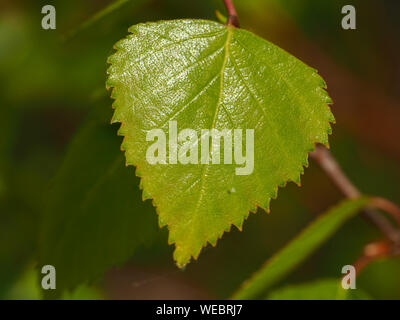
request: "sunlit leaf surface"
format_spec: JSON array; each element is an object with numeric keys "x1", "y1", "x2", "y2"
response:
[{"x1": 107, "y1": 19, "x2": 334, "y2": 267}]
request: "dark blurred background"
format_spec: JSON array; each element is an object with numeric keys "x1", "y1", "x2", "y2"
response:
[{"x1": 0, "y1": 0, "x2": 399, "y2": 299}]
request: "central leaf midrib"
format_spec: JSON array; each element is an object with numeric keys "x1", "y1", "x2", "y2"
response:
[{"x1": 192, "y1": 26, "x2": 233, "y2": 229}]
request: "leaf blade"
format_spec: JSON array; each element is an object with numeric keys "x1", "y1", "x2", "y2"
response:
[{"x1": 107, "y1": 19, "x2": 335, "y2": 267}]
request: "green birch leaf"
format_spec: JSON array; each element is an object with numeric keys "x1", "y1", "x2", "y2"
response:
[{"x1": 107, "y1": 19, "x2": 334, "y2": 267}]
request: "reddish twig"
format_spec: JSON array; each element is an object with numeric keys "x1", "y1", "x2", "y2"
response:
[
  {"x1": 311, "y1": 145, "x2": 400, "y2": 274},
  {"x1": 352, "y1": 241, "x2": 391, "y2": 274},
  {"x1": 352, "y1": 238, "x2": 400, "y2": 278},
  {"x1": 310, "y1": 145, "x2": 400, "y2": 244},
  {"x1": 370, "y1": 197, "x2": 400, "y2": 227},
  {"x1": 223, "y1": 0, "x2": 240, "y2": 27}
]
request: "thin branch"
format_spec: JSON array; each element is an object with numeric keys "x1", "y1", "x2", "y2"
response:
[
  {"x1": 370, "y1": 197, "x2": 400, "y2": 227},
  {"x1": 310, "y1": 144, "x2": 400, "y2": 244},
  {"x1": 310, "y1": 145, "x2": 360, "y2": 198},
  {"x1": 352, "y1": 241, "x2": 391, "y2": 274},
  {"x1": 223, "y1": 0, "x2": 240, "y2": 28}
]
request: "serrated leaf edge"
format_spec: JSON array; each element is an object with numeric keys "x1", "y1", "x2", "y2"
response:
[{"x1": 106, "y1": 19, "x2": 335, "y2": 267}]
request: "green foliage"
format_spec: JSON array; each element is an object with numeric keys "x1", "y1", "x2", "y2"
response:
[
  {"x1": 1, "y1": 0, "x2": 398, "y2": 301},
  {"x1": 0, "y1": 200, "x2": 37, "y2": 297},
  {"x1": 232, "y1": 197, "x2": 369, "y2": 299},
  {"x1": 38, "y1": 113, "x2": 158, "y2": 298},
  {"x1": 65, "y1": 0, "x2": 148, "y2": 40},
  {"x1": 5, "y1": 267, "x2": 103, "y2": 300},
  {"x1": 107, "y1": 19, "x2": 334, "y2": 267},
  {"x1": 267, "y1": 278, "x2": 371, "y2": 300}
]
